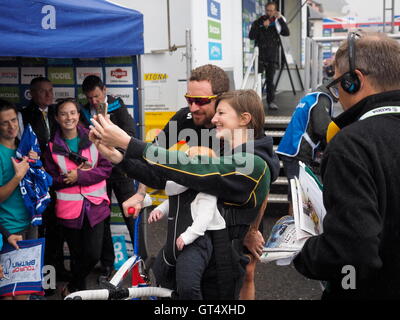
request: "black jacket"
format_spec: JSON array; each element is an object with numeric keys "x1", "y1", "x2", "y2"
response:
[
  {"x1": 249, "y1": 15, "x2": 289, "y2": 64},
  {"x1": 19, "y1": 102, "x2": 58, "y2": 155},
  {"x1": 294, "y1": 90, "x2": 400, "y2": 299},
  {"x1": 80, "y1": 95, "x2": 135, "y2": 181}
]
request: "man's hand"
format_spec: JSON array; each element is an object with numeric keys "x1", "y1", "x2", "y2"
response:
[
  {"x1": 243, "y1": 228, "x2": 265, "y2": 261},
  {"x1": 11, "y1": 157, "x2": 29, "y2": 180},
  {"x1": 274, "y1": 11, "x2": 281, "y2": 19},
  {"x1": 7, "y1": 234, "x2": 23, "y2": 250},
  {"x1": 93, "y1": 138, "x2": 124, "y2": 164},
  {"x1": 263, "y1": 19, "x2": 270, "y2": 27},
  {"x1": 122, "y1": 193, "x2": 146, "y2": 218},
  {"x1": 90, "y1": 114, "x2": 131, "y2": 150}
]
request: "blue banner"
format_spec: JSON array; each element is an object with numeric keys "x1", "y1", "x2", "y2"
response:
[{"x1": 208, "y1": 0, "x2": 221, "y2": 20}]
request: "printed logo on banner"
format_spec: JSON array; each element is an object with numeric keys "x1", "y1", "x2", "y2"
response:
[
  {"x1": 53, "y1": 87, "x2": 75, "y2": 101},
  {"x1": 144, "y1": 73, "x2": 168, "y2": 82},
  {"x1": 208, "y1": 0, "x2": 221, "y2": 20},
  {"x1": 208, "y1": 20, "x2": 222, "y2": 40},
  {"x1": 105, "y1": 56, "x2": 133, "y2": 65},
  {"x1": 77, "y1": 87, "x2": 88, "y2": 106},
  {"x1": 107, "y1": 87, "x2": 134, "y2": 106},
  {"x1": 0, "y1": 239, "x2": 45, "y2": 296},
  {"x1": 0, "y1": 87, "x2": 19, "y2": 103},
  {"x1": 76, "y1": 67, "x2": 103, "y2": 85},
  {"x1": 105, "y1": 67, "x2": 133, "y2": 85},
  {"x1": 21, "y1": 67, "x2": 46, "y2": 85},
  {"x1": 47, "y1": 58, "x2": 73, "y2": 65},
  {"x1": 48, "y1": 67, "x2": 74, "y2": 85},
  {"x1": 208, "y1": 42, "x2": 223, "y2": 60},
  {"x1": 0, "y1": 68, "x2": 19, "y2": 85},
  {"x1": 24, "y1": 88, "x2": 32, "y2": 101}
]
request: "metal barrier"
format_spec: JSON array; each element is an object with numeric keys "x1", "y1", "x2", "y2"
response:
[
  {"x1": 241, "y1": 46, "x2": 262, "y2": 98},
  {"x1": 304, "y1": 34, "x2": 400, "y2": 92}
]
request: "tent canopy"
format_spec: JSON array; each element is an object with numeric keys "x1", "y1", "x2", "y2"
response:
[{"x1": 0, "y1": 0, "x2": 144, "y2": 58}]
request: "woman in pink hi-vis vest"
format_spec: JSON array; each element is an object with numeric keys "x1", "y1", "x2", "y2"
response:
[{"x1": 43, "y1": 98, "x2": 112, "y2": 298}]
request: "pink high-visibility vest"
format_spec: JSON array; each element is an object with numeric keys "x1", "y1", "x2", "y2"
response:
[{"x1": 49, "y1": 142, "x2": 110, "y2": 220}]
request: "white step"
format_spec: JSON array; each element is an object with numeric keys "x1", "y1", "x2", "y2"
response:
[
  {"x1": 272, "y1": 176, "x2": 288, "y2": 185},
  {"x1": 265, "y1": 130, "x2": 285, "y2": 138},
  {"x1": 265, "y1": 116, "x2": 291, "y2": 125},
  {"x1": 268, "y1": 193, "x2": 289, "y2": 203}
]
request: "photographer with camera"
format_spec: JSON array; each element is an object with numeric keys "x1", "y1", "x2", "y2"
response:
[
  {"x1": 43, "y1": 98, "x2": 112, "y2": 298},
  {"x1": 249, "y1": 1, "x2": 289, "y2": 111}
]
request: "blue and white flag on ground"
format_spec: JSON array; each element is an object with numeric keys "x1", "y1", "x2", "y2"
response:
[
  {"x1": 0, "y1": 238, "x2": 45, "y2": 297},
  {"x1": 16, "y1": 124, "x2": 53, "y2": 226}
]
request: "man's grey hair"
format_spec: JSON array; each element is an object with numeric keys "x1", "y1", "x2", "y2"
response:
[{"x1": 335, "y1": 31, "x2": 400, "y2": 91}]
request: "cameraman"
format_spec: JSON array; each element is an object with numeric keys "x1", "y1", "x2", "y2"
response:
[{"x1": 249, "y1": 1, "x2": 289, "y2": 111}]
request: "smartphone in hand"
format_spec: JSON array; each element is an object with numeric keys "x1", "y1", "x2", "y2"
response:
[{"x1": 96, "y1": 102, "x2": 108, "y2": 117}]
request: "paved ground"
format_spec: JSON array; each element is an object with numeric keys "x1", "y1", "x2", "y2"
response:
[{"x1": 47, "y1": 211, "x2": 322, "y2": 301}]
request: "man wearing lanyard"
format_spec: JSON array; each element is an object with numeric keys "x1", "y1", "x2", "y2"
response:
[
  {"x1": 293, "y1": 32, "x2": 400, "y2": 299},
  {"x1": 20, "y1": 77, "x2": 71, "y2": 292}
]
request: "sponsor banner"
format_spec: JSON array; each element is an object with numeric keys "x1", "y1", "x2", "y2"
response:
[
  {"x1": 22, "y1": 87, "x2": 32, "y2": 102},
  {"x1": 47, "y1": 58, "x2": 73, "y2": 65},
  {"x1": 107, "y1": 87, "x2": 134, "y2": 105},
  {"x1": 105, "y1": 56, "x2": 133, "y2": 65},
  {"x1": 208, "y1": 0, "x2": 221, "y2": 20},
  {"x1": 144, "y1": 73, "x2": 168, "y2": 82},
  {"x1": 0, "y1": 87, "x2": 19, "y2": 103},
  {"x1": 77, "y1": 87, "x2": 88, "y2": 106},
  {"x1": 0, "y1": 67, "x2": 19, "y2": 84},
  {"x1": 208, "y1": 20, "x2": 222, "y2": 40},
  {"x1": 105, "y1": 67, "x2": 133, "y2": 85},
  {"x1": 21, "y1": 67, "x2": 46, "y2": 85},
  {"x1": 112, "y1": 235, "x2": 129, "y2": 270},
  {"x1": 0, "y1": 238, "x2": 45, "y2": 296},
  {"x1": 208, "y1": 42, "x2": 223, "y2": 60},
  {"x1": 111, "y1": 224, "x2": 133, "y2": 256},
  {"x1": 48, "y1": 67, "x2": 74, "y2": 85},
  {"x1": 20, "y1": 58, "x2": 46, "y2": 66},
  {"x1": 76, "y1": 67, "x2": 103, "y2": 85},
  {"x1": 53, "y1": 87, "x2": 75, "y2": 101}
]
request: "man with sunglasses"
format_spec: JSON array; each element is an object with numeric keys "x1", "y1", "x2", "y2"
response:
[
  {"x1": 126, "y1": 64, "x2": 280, "y2": 300},
  {"x1": 294, "y1": 32, "x2": 400, "y2": 299}
]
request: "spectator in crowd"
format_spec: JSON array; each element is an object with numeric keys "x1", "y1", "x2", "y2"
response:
[
  {"x1": 89, "y1": 89, "x2": 274, "y2": 300},
  {"x1": 249, "y1": 1, "x2": 290, "y2": 111},
  {"x1": 80, "y1": 75, "x2": 140, "y2": 281},
  {"x1": 294, "y1": 31, "x2": 400, "y2": 299},
  {"x1": 19, "y1": 77, "x2": 70, "y2": 286},
  {"x1": 43, "y1": 98, "x2": 112, "y2": 297},
  {"x1": 0, "y1": 99, "x2": 38, "y2": 300}
]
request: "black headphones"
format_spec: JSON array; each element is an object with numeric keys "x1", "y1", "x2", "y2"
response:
[{"x1": 340, "y1": 32, "x2": 361, "y2": 94}]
